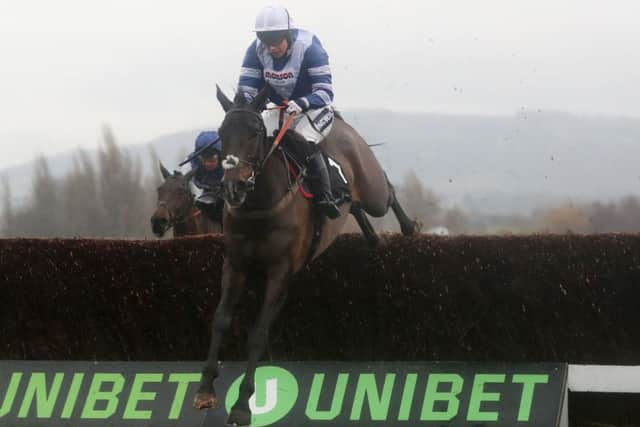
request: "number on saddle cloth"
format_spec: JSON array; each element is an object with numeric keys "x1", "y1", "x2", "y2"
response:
[{"x1": 325, "y1": 155, "x2": 350, "y2": 201}]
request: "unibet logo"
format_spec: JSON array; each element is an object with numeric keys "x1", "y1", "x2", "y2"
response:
[{"x1": 225, "y1": 366, "x2": 299, "y2": 427}]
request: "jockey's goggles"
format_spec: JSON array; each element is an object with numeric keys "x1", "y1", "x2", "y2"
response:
[{"x1": 257, "y1": 30, "x2": 288, "y2": 46}]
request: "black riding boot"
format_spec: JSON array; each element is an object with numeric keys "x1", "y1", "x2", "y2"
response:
[{"x1": 307, "y1": 150, "x2": 341, "y2": 219}]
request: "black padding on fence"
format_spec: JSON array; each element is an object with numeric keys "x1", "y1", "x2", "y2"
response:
[{"x1": 1, "y1": 234, "x2": 639, "y2": 363}]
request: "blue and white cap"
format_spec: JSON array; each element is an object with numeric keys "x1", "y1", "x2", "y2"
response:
[
  {"x1": 254, "y1": 5, "x2": 296, "y2": 32},
  {"x1": 194, "y1": 131, "x2": 221, "y2": 152}
]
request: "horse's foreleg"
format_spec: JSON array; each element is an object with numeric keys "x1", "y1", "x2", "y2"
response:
[
  {"x1": 194, "y1": 259, "x2": 246, "y2": 410},
  {"x1": 386, "y1": 174, "x2": 420, "y2": 236},
  {"x1": 227, "y1": 263, "x2": 290, "y2": 426}
]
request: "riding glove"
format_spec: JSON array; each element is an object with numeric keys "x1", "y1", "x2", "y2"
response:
[{"x1": 285, "y1": 100, "x2": 304, "y2": 115}]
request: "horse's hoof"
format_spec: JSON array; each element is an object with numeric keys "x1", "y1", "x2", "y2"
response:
[
  {"x1": 402, "y1": 220, "x2": 422, "y2": 236},
  {"x1": 193, "y1": 392, "x2": 219, "y2": 409},
  {"x1": 226, "y1": 408, "x2": 251, "y2": 426}
]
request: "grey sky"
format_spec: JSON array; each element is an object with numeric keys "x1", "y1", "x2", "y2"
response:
[{"x1": 1, "y1": 0, "x2": 639, "y2": 169}]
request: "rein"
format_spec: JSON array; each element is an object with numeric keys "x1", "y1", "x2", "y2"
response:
[
  {"x1": 222, "y1": 106, "x2": 296, "y2": 191},
  {"x1": 157, "y1": 200, "x2": 192, "y2": 227},
  {"x1": 156, "y1": 177, "x2": 195, "y2": 227},
  {"x1": 262, "y1": 111, "x2": 296, "y2": 169}
]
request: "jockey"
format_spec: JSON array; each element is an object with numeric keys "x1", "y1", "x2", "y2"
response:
[
  {"x1": 238, "y1": 5, "x2": 341, "y2": 219},
  {"x1": 189, "y1": 131, "x2": 224, "y2": 222}
]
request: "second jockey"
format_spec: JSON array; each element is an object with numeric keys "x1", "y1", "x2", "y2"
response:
[
  {"x1": 238, "y1": 5, "x2": 341, "y2": 219},
  {"x1": 190, "y1": 131, "x2": 224, "y2": 223}
]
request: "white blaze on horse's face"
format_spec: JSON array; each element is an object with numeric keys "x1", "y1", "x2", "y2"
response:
[
  {"x1": 223, "y1": 154, "x2": 240, "y2": 170},
  {"x1": 222, "y1": 153, "x2": 252, "y2": 207}
]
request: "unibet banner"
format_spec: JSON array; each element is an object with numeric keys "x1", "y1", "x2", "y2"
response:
[{"x1": 0, "y1": 361, "x2": 566, "y2": 426}]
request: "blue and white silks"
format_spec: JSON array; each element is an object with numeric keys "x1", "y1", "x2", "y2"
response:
[{"x1": 238, "y1": 29, "x2": 335, "y2": 143}]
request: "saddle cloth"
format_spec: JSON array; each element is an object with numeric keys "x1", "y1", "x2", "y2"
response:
[{"x1": 280, "y1": 140, "x2": 350, "y2": 204}]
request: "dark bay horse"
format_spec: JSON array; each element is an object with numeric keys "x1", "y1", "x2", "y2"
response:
[
  {"x1": 194, "y1": 86, "x2": 417, "y2": 426},
  {"x1": 150, "y1": 162, "x2": 222, "y2": 237}
]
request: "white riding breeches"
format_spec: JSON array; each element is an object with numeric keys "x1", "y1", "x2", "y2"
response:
[{"x1": 262, "y1": 105, "x2": 334, "y2": 144}]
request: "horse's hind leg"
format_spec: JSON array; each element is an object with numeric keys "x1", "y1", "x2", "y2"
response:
[
  {"x1": 350, "y1": 204, "x2": 379, "y2": 247},
  {"x1": 386, "y1": 174, "x2": 420, "y2": 236}
]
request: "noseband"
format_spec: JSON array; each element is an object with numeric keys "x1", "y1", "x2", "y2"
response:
[
  {"x1": 221, "y1": 108, "x2": 272, "y2": 191},
  {"x1": 156, "y1": 180, "x2": 194, "y2": 227}
]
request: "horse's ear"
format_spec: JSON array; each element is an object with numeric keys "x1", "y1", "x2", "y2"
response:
[
  {"x1": 216, "y1": 84, "x2": 233, "y2": 112},
  {"x1": 250, "y1": 86, "x2": 269, "y2": 112},
  {"x1": 159, "y1": 161, "x2": 171, "y2": 179}
]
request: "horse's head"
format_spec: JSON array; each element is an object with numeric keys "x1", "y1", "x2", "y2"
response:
[
  {"x1": 150, "y1": 162, "x2": 195, "y2": 237},
  {"x1": 216, "y1": 85, "x2": 270, "y2": 208}
]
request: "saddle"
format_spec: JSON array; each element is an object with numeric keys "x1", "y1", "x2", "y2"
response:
[
  {"x1": 276, "y1": 130, "x2": 351, "y2": 265},
  {"x1": 277, "y1": 130, "x2": 351, "y2": 206}
]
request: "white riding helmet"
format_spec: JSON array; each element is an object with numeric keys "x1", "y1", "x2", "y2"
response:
[{"x1": 254, "y1": 5, "x2": 296, "y2": 32}]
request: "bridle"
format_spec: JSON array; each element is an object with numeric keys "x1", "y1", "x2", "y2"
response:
[
  {"x1": 156, "y1": 176, "x2": 195, "y2": 227},
  {"x1": 221, "y1": 105, "x2": 297, "y2": 193},
  {"x1": 220, "y1": 108, "x2": 270, "y2": 192}
]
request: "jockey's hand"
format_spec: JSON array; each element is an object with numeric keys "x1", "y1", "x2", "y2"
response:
[{"x1": 285, "y1": 100, "x2": 304, "y2": 115}]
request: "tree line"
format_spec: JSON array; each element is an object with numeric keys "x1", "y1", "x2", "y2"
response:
[
  {"x1": 367, "y1": 170, "x2": 640, "y2": 235},
  {"x1": 0, "y1": 127, "x2": 160, "y2": 238},
  {"x1": 2, "y1": 129, "x2": 640, "y2": 238}
]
